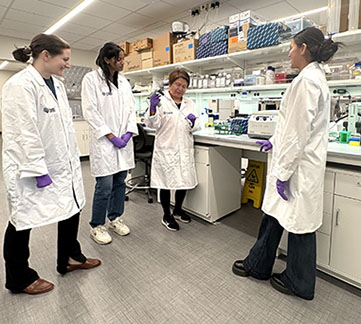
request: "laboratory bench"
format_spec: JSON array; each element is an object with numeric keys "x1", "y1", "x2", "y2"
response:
[{"x1": 145, "y1": 127, "x2": 361, "y2": 290}]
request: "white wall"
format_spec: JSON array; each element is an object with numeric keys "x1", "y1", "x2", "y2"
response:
[
  {"x1": 0, "y1": 70, "x2": 15, "y2": 92},
  {"x1": 0, "y1": 35, "x2": 97, "y2": 69}
]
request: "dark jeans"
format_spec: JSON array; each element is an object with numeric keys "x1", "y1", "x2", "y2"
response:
[
  {"x1": 160, "y1": 189, "x2": 187, "y2": 216},
  {"x1": 90, "y1": 171, "x2": 127, "y2": 228},
  {"x1": 243, "y1": 214, "x2": 316, "y2": 300},
  {"x1": 3, "y1": 213, "x2": 86, "y2": 292}
]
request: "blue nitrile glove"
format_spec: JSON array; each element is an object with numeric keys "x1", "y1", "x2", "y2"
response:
[
  {"x1": 276, "y1": 179, "x2": 289, "y2": 201},
  {"x1": 36, "y1": 174, "x2": 52, "y2": 188},
  {"x1": 150, "y1": 93, "x2": 160, "y2": 115},
  {"x1": 121, "y1": 132, "x2": 132, "y2": 144},
  {"x1": 256, "y1": 140, "x2": 273, "y2": 152},
  {"x1": 109, "y1": 136, "x2": 126, "y2": 149},
  {"x1": 187, "y1": 113, "x2": 196, "y2": 127}
]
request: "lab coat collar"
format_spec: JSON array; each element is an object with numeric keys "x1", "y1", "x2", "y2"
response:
[
  {"x1": 27, "y1": 64, "x2": 47, "y2": 86},
  {"x1": 299, "y1": 61, "x2": 322, "y2": 77},
  {"x1": 165, "y1": 90, "x2": 188, "y2": 110},
  {"x1": 96, "y1": 67, "x2": 122, "y2": 88}
]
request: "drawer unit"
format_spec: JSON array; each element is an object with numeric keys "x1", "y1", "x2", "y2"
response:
[{"x1": 334, "y1": 172, "x2": 361, "y2": 200}]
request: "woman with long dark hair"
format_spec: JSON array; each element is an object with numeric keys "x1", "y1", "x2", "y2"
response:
[
  {"x1": 232, "y1": 27, "x2": 341, "y2": 300},
  {"x1": 82, "y1": 42, "x2": 137, "y2": 244},
  {"x1": 2, "y1": 33, "x2": 101, "y2": 295}
]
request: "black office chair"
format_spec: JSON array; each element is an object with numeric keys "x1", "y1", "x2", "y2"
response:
[{"x1": 125, "y1": 123, "x2": 154, "y2": 203}]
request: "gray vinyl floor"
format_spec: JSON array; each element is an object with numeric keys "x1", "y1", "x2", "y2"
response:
[{"x1": 0, "y1": 158, "x2": 361, "y2": 324}]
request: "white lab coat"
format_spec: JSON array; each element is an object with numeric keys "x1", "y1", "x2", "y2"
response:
[
  {"x1": 262, "y1": 62, "x2": 330, "y2": 234},
  {"x1": 1, "y1": 65, "x2": 85, "y2": 231},
  {"x1": 81, "y1": 69, "x2": 138, "y2": 177},
  {"x1": 145, "y1": 90, "x2": 201, "y2": 189}
]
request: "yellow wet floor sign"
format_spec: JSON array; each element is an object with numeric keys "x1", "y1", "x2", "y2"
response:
[{"x1": 241, "y1": 160, "x2": 265, "y2": 208}]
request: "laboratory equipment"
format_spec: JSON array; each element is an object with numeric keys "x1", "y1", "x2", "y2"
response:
[
  {"x1": 248, "y1": 110, "x2": 279, "y2": 139},
  {"x1": 348, "y1": 102, "x2": 361, "y2": 135}
]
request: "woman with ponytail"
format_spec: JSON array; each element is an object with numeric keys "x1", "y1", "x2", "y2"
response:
[
  {"x1": 232, "y1": 27, "x2": 341, "y2": 300},
  {"x1": 81, "y1": 42, "x2": 138, "y2": 245},
  {"x1": 2, "y1": 34, "x2": 101, "y2": 295}
]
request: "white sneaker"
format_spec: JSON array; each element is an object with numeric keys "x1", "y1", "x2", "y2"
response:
[
  {"x1": 109, "y1": 217, "x2": 130, "y2": 236},
  {"x1": 90, "y1": 225, "x2": 112, "y2": 245}
]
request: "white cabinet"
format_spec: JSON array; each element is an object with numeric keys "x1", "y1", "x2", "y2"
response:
[
  {"x1": 73, "y1": 120, "x2": 89, "y2": 157},
  {"x1": 173, "y1": 145, "x2": 242, "y2": 223}
]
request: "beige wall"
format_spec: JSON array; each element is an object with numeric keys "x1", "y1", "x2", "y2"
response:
[{"x1": 0, "y1": 70, "x2": 15, "y2": 92}]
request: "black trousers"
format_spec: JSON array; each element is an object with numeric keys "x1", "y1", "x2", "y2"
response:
[
  {"x1": 243, "y1": 214, "x2": 316, "y2": 300},
  {"x1": 160, "y1": 189, "x2": 187, "y2": 216},
  {"x1": 3, "y1": 213, "x2": 86, "y2": 292}
]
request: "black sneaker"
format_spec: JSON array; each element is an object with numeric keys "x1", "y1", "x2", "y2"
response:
[
  {"x1": 162, "y1": 215, "x2": 179, "y2": 231},
  {"x1": 173, "y1": 210, "x2": 191, "y2": 223}
]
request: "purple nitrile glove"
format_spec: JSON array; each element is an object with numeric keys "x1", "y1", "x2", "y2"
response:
[
  {"x1": 121, "y1": 132, "x2": 132, "y2": 144},
  {"x1": 187, "y1": 113, "x2": 196, "y2": 127},
  {"x1": 256, "y1": 140, "x2": 272, "y2": 152},
  {"x1": 276, "y1": 179, "x2": 289, "y2": 201},
  {"x1": 150, "y1": 93, "x2": 160, "y2": 115},
  {"x1": 36, "y1": 174, "x2": 52, "y2": 188},
  {"x1": 109, "y1": 136, "x2": 126, "y2": 149}
]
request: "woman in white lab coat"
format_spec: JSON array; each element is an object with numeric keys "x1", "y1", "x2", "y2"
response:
[
  {"x1": 145, "y1": 69, "x2": 201, "y2": 231},
  {"x1": 82, "y1": 42, "x2": 138, "y2": 245},
  {"x1": 2, "y1": 34, "x2": 101, "y2": 295},
  {"x1": 232, "y1": 27, "x2": 341, "y2": 300}
]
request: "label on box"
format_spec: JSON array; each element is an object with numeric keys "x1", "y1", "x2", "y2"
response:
[
  {"x1": 238, "y1": 31, "x2": 245, "y2": 41},
  {"x1": 165, "y1": 46, "x2": 169, "y2": 51},
  {"x1": 188, "y1": 43, "x2": 193, "y2": 49}
]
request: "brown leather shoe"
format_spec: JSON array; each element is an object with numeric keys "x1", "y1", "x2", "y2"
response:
[
  {"x1": 22, "y1": 278, "x2": 54, "y2": 295},
  {"x1": 66, "y1": 258, "x2": 101, "y2": 273}
]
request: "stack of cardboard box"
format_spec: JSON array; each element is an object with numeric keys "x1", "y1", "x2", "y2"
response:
[
  {"x1": 228, "y1": 10, "x2": 263, "y2": 54},
  {"x1": 122, "y1": 38, "x2": 152, "y2": 72}
]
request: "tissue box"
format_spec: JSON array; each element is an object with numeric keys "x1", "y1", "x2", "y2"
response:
[
  {"x1": 247, "y1": 22, "x2": 291, "y2": 50},
  {"x1": 211, "y1": 26, "x2": 229, "y2": 43},
  {"x1": 211, "y1": 40, "x2": 228, "y2": 56}
]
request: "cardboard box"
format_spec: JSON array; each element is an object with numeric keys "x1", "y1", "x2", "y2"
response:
[
  {"x1": 229, "y1": 13, "x2": 240, "y2": 24},
  {"x1": 123, "y1": 52, "x2": 141, "y2": 72},
  {"x1": 173, "y1": 39, "x2": 198, "y2": 63},
  {"x1": 339, "y1": 0, "x2": 349, "y2": 32},
  {"x1": 239, "y1": 10, "x2": 264, "y2": 24},
  {"x1": 129, "y1": 42, "x2": 136, "y2": 53},
  {"x1": 140, "y1": 49, "x2": 153, "y2": 61},
  {"x1": 285, "y1": 17, "x2": 313, "y2": 35},
  {"x1": 153, "y1": 32, "x2": 177, "y2": 67},
  {"x1": 134, "y1": 38, "x2": 152, "y2": 51},
  {"x1": 228, "y1": 23, "x2": 252, "y2": 53},
  {"x1": 142, "y1": 58, "x2": 153, "y2": 69},
  {"x1": 119, "y1": 41, "x2": 129, "y2": 55}
]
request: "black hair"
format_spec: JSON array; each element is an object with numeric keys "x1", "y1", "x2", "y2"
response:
[
  {"x1": 96, "y1": 42, "x2": 123, "y2": 93},
  {"x1": 12, "y1": 33, "x2": 70, "y2": 63},
  {"x1": 293, "y1": 27, "x2": 342, "y2": 63}
]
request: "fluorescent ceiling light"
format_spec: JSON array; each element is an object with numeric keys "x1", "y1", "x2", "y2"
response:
[
  {"x1": 274, "y1": 6, "x2": 328, "y2": 23},
  {"x1": 0, "y1": 61, "x2": 9, "y2": 70},
  {"x1": 45, "y1": 0, "x2": 95, "y2": 34}
]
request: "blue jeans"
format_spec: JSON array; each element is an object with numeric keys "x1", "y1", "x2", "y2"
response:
[
  {"x1": 90, "y1": 171, "x2": 127, "y2": 228},
  {"x1": 243, "y1": 214, "x2": 316, "y2": 300}
]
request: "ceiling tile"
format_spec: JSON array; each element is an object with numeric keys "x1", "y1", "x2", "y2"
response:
[
  {"x1": 71, "y1": 41, "x2": 99, "y2": 51},
  {"x1": 137, "y1": 1, "x2": 176, "y2": 19},
  {"x1": 286, "y1": 0, "x2": 328, "y2": 12},
  {"x1": 206, "y1": 3, "x2": 240, "y2": 23},
  {"x1": 1, "y1": 18, "x2": 44, "y2": 34},
  {"x1": 163, "y1": 11, "x2": 189, "y2": 23},
  {"x1": 119, "y1": 12, "x2": 157, "y2": 29},
  {"x1": 100, "y1": 0, "x2": 147, "y2": 11},
  {"x1": 12, "y1": 0, "x2": 69, "y2": 19},
  {"x1": 82, "y1": 2, "x2": 131, "y2": 21},
  {"x1": 0, "y1": 26, "x2": 35, "y2": 40},
  {"x1": 57, "y1": 21, "x2": 98, "y2": 36},
  {"x1": 88, "y1": 29, "x2": 118, "y2": 40},
  {"x1": 4, "y1": 9, "x2": 55, "y2": 27},
  {"x1": 255, "y1": 2, "x2": 298, "y2": 21},
  {"x1": 101, "y1": 22, "x2": 137, "y2": 36},
  {"x1": 39, "y1": 0, "x2": 84, "y2": 9},
  {"x1": 0, "y1": 5, "x2": 7, "y2": 17},
  {"x1": 71, "y1": 12, "x2": 110, "y2": 29},
  {"x1": 55, "y1": 30, "x2": 84, "y2": 43},
  {"x1": 0, "y1": 0, "x2": 12, "y2": 5},
  {"x1": 72, "y1": 36, "x2": 106, "y2": 46},
  {"x1": 162, "y1": 0, "x2": 207, "y2": 9},
  {"x1": 226, "y1": 0, "x2": 281, "y2": 12}
]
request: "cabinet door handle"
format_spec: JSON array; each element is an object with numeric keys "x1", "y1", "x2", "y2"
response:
[{"x1": 335, "y1": 208, "x2": 340, "y2": 226}]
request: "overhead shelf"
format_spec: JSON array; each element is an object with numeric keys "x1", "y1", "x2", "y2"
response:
[{"x1": 124, "y1": 30, "x2": 361, "y2": 80}]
